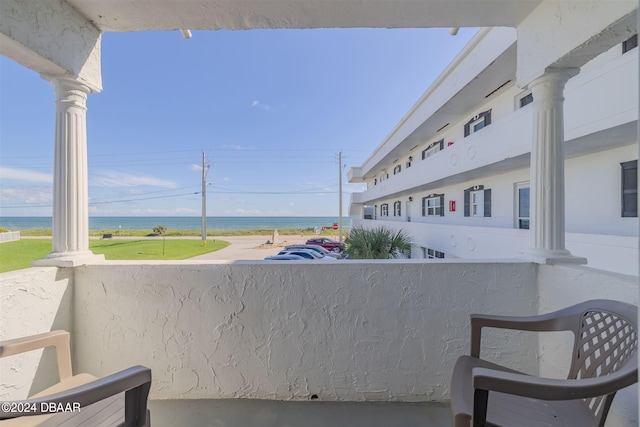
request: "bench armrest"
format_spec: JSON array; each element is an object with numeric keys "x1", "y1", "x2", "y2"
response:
[
  {"x1": 0, "y1": 331, "x2": 72, "y2": 379},
  {"x1": 0, "y1": 365, "x2": 152, "y2": 427}
]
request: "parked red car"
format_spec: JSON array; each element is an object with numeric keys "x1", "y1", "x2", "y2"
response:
[{"x1": 306, "y1": 237, "x2": 345, "y2": 252}]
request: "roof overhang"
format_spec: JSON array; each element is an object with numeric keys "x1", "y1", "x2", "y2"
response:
[{"x1": 64, "y1": 0, "x2": 543, "y2": 32}]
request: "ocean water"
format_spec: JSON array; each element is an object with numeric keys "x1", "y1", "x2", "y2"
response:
[{"x1": 0, "y1": 216, "x2": 348, "y2": 231}]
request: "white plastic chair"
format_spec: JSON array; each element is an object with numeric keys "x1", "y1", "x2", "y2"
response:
[{"x1": 451, "y1": 300, "x2": 638, "y2": 427}]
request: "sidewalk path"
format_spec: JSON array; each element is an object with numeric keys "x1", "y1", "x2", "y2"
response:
[{"x1": 188, "y1": 235, "x2": 310, "y2": 261}]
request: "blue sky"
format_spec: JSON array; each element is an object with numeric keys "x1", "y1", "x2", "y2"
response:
[{"x1": 0, "y1": 28, "x2": 475, "y2": 217}]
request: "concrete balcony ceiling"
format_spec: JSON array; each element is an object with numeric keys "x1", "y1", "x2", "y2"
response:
[{"x1": 64, "y1": 0, "x2": 543, "y2": 32}]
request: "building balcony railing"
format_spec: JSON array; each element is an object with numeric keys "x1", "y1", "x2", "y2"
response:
[
  {"x1": 1, "y1": 260, "x2": 637, "y2": 425},
  {"x1": 352, "y1": 109, "x2": 533, "y2": 204},
  {"x1": 351, "y1": 49, "x2": 638, "y2": 205},
  {"x1": 351, "y1": 218, "x2": 639, "y2": 276}
]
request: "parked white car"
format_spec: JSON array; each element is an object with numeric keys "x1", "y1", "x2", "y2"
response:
[
  {"x1": 283, "y1": 244, "x2": 341, "y2": 259},
  {"x1": 264, "y1": 254, "x2": 305, "y2": 261},
  {"x1": 277, "y1": 249, "x2": 336, "y2": 261}
]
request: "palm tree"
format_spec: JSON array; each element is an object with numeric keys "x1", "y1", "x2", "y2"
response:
[
  {"x1": 153, "y1": 225, "x2": 167, "y2": 256},
  {"x1": 344, "y1": 226, "x2": 412, "y2": 259}
]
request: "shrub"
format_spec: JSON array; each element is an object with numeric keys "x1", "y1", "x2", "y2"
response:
[{"x1": 345, "y1": 226, "x2": 412, "y2": 259}]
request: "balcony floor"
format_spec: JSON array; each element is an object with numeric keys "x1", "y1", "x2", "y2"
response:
[{"x1": 148, "y1": 399, "x2": 451, "y2": 427}]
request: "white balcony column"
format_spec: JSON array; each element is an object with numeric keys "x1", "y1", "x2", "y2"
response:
[
  {"x1": 525, "y1": 68, "x2": 586, "y2": 265},
  {"x1": 33, "y1": 77, "x2": 104, "y2": 267}
]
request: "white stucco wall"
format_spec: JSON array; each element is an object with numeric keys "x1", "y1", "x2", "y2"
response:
[
  {"x1": 537, "y1": 264, "x2": 639, "y2": 427},
  {"x1": 565, "y1": 144, "x2": 638, "y2": 237},
  {"x1": 564, "y1": 45, "x2": 638, "y2": 142},
  {"x1": 0, "y1": 267, "x2": 73, "y2": 400},
  {"x1": 71, "y1": 260, "x2": 538, "y2": 402}
]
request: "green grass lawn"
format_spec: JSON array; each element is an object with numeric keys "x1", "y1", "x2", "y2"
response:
[
  {"x1": 0, "y1": 240, "x2": 52, "y2": 273},
  {"x1": 0, "y1": 239, "x2": 229, "y2": 273}
]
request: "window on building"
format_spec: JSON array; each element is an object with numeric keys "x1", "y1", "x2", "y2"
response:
[
  {"x1": 621, "y1": 160, "x2": 638, "y2": 217},
  {"x1": 393, "y1": 201, "x2": 402, "y2": 216},
  {"x1": 519, "y1": 93, "x2": 533, "y2": 108},
  {"x1": 422, "y1": 194, "x2": 445, "y2": 217},
  {"x1": 464, "y1": 110, "x2": 492, "y2": 137},
  {"x1": 393, "y1": 164, "x2": 402, "y2": 175},
  {"x1": 363, "y1": 206, "x2": 374, "y2": 220},
  {"x1": 374, "y1": 178, "x2": 377, "y2": 186},
  {"x1": 381, "y1": 203, "x2": 389, "y2": 217},
  {"x1": 422, "y1": 139, "x2": 444, "y2": 159},
  {"x1": 422, "y1": 247, "x2": 445, "y2": 259},
  {"x1": 471, "y1": 191, "x2": 484, "y2": 216},
  {"x1": 406, "y1": 156, "x2": 413, "y2": 168},
  {"x1": 464, "y1": 185, "x2": 491, "y2": 217},
  {"x1": 623, "y1": 34, "x2": 638, "y2": 54},
  {"x1": 515, "y1": 183, "x2": 530, "y2": 229},
  {"x1": 374, "y1": 205, "x2": 378, "y2": 220}
]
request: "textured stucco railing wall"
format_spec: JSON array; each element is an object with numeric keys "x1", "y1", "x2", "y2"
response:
[
  {"x1": 71, "y1": 260, "x2": 538, "y2": 402},
  {"x1": 0, "y1": 267, "x2": 73, "y2": 400}
]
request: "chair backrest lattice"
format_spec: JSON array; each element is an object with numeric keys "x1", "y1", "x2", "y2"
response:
[{"x1": 572, "y1": 309, "x2": 638, "y2": 419}]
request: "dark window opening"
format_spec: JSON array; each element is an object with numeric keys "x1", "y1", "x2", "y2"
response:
[
  {"x1": 422, "y1": 194, "x2": 445, "y2": 217},
  {"x1": 464, "y1": 110, "x2": 492, "y2": 137},
  {"x1": 464, "y1": 186, "x2": 491, "y2": 217},
  {"x1": 393, "y1": 201, "x2": 402, "y2": 217},
  {"x1": 621, "y1": 160, "x2": 638, "y2": 217},
  {"x1": 422, "y1": 139, "x2": 444, "y2": 160},
  {"x1": 517, "y1": 186, "x2": 530, "y2": 229},
  {"x1": 519, "y1": 93, "x2": 534, "y2": 108},
  {"x1": 623, "y1": 34, "x2": 638, "y2": 54}
]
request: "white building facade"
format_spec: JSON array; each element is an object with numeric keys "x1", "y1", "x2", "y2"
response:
[{"x1": 348, "y1": 27, "x2": 638, "y2": 276}]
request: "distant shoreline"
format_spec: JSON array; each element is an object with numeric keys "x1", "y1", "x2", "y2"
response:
[
  {"x1": 12, "y1": 228, "x2": 342, "y2": 238},
  {"x1": 0, "y1": 216, "x2": 347, "y2": 233}
]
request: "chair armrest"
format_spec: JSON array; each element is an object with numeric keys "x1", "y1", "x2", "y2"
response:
[
  {"x1": 0, "y1": 365, "x2": 152, "y2": 427},
  {"x1": 470, "y1": 311, "x2": 577, "y2": 357},
  {"x1": 473, "y1": 366, "x2": 638, "y2": 400},
  {"x1": 471, "y1": 364, "x2": 637, "y2": 427},
  {"x1": 0, "y1": 331, "x2": 72, "y2": 379}
]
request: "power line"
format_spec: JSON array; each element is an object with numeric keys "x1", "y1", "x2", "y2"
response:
[
  {"x1": 89, "y1": 192, "x2": 200, "y2": 205},
  {"x1": 0, "y1": 192, "x2": 199, "y2": 209},
  {"x1": 88, "y1": 185, "x2": 201, "y2": 203}
]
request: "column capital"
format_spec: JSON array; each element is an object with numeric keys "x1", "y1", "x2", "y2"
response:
[
  {"x1": 542, "y1": 67, "x2": 580, "y2": 78},
  {"x1": 41, "y1": 74, "x2": 100, "y2": 95},
  {"x1": 527, "y1": 68, "x2": 580, "y2": 103}
]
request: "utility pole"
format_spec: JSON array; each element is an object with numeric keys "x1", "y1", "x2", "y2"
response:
[
  {"x1": 201, "y1": 152, "x2": 210, "y2": 245},
  {"x1": 338, "y1": 150, "x2": 343, "y2": 242}
]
